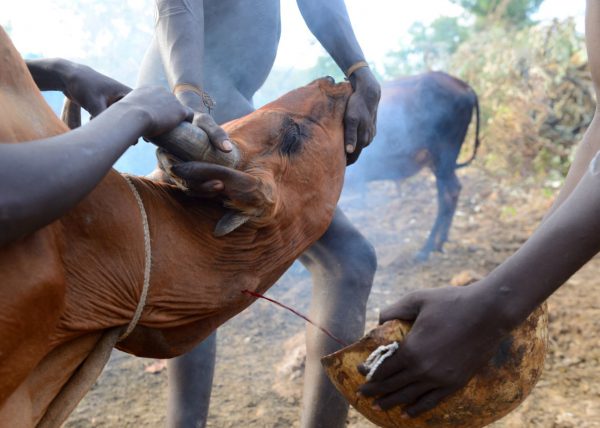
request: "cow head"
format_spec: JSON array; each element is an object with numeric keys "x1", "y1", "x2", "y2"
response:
[{"x1": 160, "y1": 77, "x2": 352, "y2": 236}]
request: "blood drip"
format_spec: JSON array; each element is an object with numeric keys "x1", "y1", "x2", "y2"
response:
[{"x1": 242, "y1": 289, "x2": 349, "y2": 347}]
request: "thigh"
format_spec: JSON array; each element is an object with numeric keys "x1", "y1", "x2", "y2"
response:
[
  {"x1": 137, "y1": 36, "x2": 169, "y2": 89},
  {"x1": 300, "y1": 207, "x2": 372, "y2": 268}
]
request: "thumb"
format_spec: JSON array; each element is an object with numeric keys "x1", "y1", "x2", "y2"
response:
[{"x1": 379, "y1": 291, "x2": 424, "y2": 324}]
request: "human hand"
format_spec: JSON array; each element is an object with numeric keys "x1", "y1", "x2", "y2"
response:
[
  {"x1": 62, "y1": 61, "x2": 132, "y2": 117},
  {"x1": 358, "y1": 282, "x2": 510, "y2": 417},
  {"x1": 117, "y1": 86, "x2": 194, "y2": 138},
  {"x1": 175, "y1": 89, "x2": 233, "y2": 153},
  {"x1": 345, "y1": 67, "x2": 380, "y2": 165},
  {"x1": 155, "y1": 148, "x2": 225, "y2": 197}
]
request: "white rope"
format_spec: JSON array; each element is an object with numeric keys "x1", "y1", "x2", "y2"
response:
[
  {"x1": 363, "y1": 342, "x2": 399, "y2": 381},
  {"x1": 118, "y1": 175, "x2": 152, "y2": 341}
]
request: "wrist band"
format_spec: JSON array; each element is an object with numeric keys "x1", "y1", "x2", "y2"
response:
[
  {"x1": 173, "y1": 83, "x2": 216, "y2": 113},
  {"x1": 173, "y1": 82, "x2": 203, "y2": 97},
  {"x1": 345, "y1": 60, "x2": 369, "y2": 79}
]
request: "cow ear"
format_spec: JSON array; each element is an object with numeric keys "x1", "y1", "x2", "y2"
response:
[
  {"x1": 214, "y1": 210, "x2": 251, "y2": 237},
  {"x1": 168, "y1": 160, "x2": 275, "y2": 236}
]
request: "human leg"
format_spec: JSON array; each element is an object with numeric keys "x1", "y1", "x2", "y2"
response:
[
  {"x1": 166, "y1": 333, "x2": 216, "y2": 428},
  {"x1": 299, "y1": 208, "x2": 376, "y2": 428}
]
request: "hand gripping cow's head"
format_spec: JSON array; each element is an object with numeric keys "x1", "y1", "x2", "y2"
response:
[{"x1": 160, "y1": 77, "x2": 352, "y2": 237}]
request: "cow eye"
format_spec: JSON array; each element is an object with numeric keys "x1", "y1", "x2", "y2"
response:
[{"x1": 280, "y1": 121, "x2": 306, "y2": 156}]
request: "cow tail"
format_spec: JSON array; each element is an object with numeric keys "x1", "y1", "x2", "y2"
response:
[{"x1": 456, "y1": 89, "x2": 481, "y2": 169}]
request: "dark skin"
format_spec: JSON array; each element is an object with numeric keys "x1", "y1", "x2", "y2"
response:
[
  {"x1": 359, "y1": 0, "x2": 600, "y2": 417},
  {"x1": 0, "y1": 57, "x2": 194, "y2": 246},
  {"x1": 140, "y1": 1, "x2": 380, "y2": 427}
]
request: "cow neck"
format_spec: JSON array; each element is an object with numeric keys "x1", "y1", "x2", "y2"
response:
[
  {"x1": 117, "y1": 175, "x2": 152, "y2": 341},
  {"x1": 130, "y1": 176, "x2": 315, "y2": 286}
]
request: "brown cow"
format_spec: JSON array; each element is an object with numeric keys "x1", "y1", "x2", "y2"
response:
[{"x1": 0, "y1": 30, "x2": 351, "y2": 426}]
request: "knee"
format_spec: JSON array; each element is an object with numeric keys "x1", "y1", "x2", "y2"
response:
[
  {"x1": 342, "y1": 232, "x2": 377, "y2": 280},
  {"x1": 315, "y1": 229, "x2": 377, "y2": 288}
]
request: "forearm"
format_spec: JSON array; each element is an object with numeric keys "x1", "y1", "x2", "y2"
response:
[
  {"x1": 487, "y1": 152, "x2": 600, "y2": 328},
  {"x1": 296, "y1": 0, "x2": 365, "y2": 73},
  {"x1": 155, "y1": 0, "x2": 205, "y2": 109},
  {"x1": 0, "y1": 102, "x2": 150, "y2": 245}
]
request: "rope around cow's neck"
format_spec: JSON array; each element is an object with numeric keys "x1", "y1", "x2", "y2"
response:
[
  {"x1": 37, "y1": 176, "x2": 150, "y2": 427},
  {"x1": 119, "y1": 175, "x2": 152, "y2": 341}
]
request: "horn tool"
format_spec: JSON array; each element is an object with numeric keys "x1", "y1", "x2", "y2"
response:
[{"x1": 242, "y1": 289, "x2": 349, "y2": 347}]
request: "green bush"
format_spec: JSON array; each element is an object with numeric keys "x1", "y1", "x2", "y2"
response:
[{"x1": 450, "y1": 19, "x2": 593, "y2": 181}]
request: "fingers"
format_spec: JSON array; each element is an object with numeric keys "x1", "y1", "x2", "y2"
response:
[
  {"x1": 192, "y1": 113, "x2": 232, "y2": 153},
  {"x1": 379, "y1": 292, "x2": 423, "y2": 324},
  {"x1": 359, "y1": 366, "x2": 414, "y2": 397},
  {"x1": 344, "y1": 112, "x2": 376, "y2": 165},
  {"x1": 404, "y1": 388, "x2": 453, "y2": 417},
  {"x1": 184, "y1": 106, "x2": 195, "y2": 123},
  {"x1": 344, "y1": 113, "x2": 359, "y2": 156},
  {"x1": 346, "y1": 144, "x2": 362, "y2": 166},
  {"x1": 171, "y1": 161, "x2": 262, "y2": 205},
  {"x1": 347, "y1": 121, "x2": 371, "y2": 165},
  {"x1": 197, "y1": 179, "x2": 225, "y2": 194},
  {"x1": 375, "y1": 382, "x2": 436, "y2": 411},
  {"x1": 170, "y1": 161, "x2": 231, "y2": 182},
  {"x1": 157, "y1": 149, "x2": 229, "y2": 197}
]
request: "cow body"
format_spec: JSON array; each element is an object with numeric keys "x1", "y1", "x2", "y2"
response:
[
  {"x1": 0, "y1": 28, "x2": 351, "y2": 426},
  {"x1": 346, "y1": 71, "x2": 480, "y2": 260}
]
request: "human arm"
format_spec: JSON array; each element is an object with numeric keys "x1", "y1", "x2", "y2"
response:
[
  {"x1": 153, "y1": 0, "x2": 230, "y2": 151},
  {"x1": 296, "y1": 0, "x2": 380, "y2": 164},
  {"x1": 358, "y1": 0, "x2": 600, "y2": 415},
  {"x1": 0, "y1": 86, "x2": 192, "y2": 246},
  {"x1": 26, "y1": 58, "x2": 131, "y2": 117},
  {"x1": 358, "y1": 144, "x2": 600, "y2": 416}
]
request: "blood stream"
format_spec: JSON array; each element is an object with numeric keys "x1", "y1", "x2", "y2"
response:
[{"x1": 242, "y1": 289, "x2": 349, "y2": 347}]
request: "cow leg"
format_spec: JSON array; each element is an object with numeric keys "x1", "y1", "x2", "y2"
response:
[
  {"x1": 436, "y1": 171, "x2": 462, "y2": 249},
  {"x1": 418, "y1": 169, "x2": 461, "y2": 260},
  {"x1": 298, "y1": 208, "x2": 376, "y2": 428}
]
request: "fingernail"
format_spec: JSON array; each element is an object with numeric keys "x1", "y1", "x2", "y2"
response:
[
  {"x1": 346, "y1": 144, "x2": 355, "y2": 153},
  {"x1": 222, "y1": 140, "x2": 233, "y2": 151},
  {"x1": 356, "y1": 391, "x2": 363, "y2": 399},
  {"x1": 401, "y1": 412, "x2": 410, "y2": 419},
  {"x1": 371, "y1": 403, "x2": 382, "y2": 411}
]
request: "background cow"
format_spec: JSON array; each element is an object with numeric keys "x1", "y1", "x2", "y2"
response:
[{"x1": 345, "y1": 71, "x2": 480, "y2": 260}]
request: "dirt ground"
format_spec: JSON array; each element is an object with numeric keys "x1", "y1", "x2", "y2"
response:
[{"x1": 66, "y1": 167, "x2": 600, "y2": 427}]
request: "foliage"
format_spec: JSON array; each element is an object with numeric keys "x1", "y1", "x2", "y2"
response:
[
  {"x1": 450, "y1": 18, "x2": 592, "y2": 180},
  {"x1": 255, "y1": 56, "x2": 384, "y2": 108},
  {"x1": 384, "y1": 0, "x2": 545, "y2": 76},
  {"x1": 385, "y1": 16, "x2": 470, "y2": 76},
  {"x1": 450, "y1": 0, "x2": 545, "y2": 27}
]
